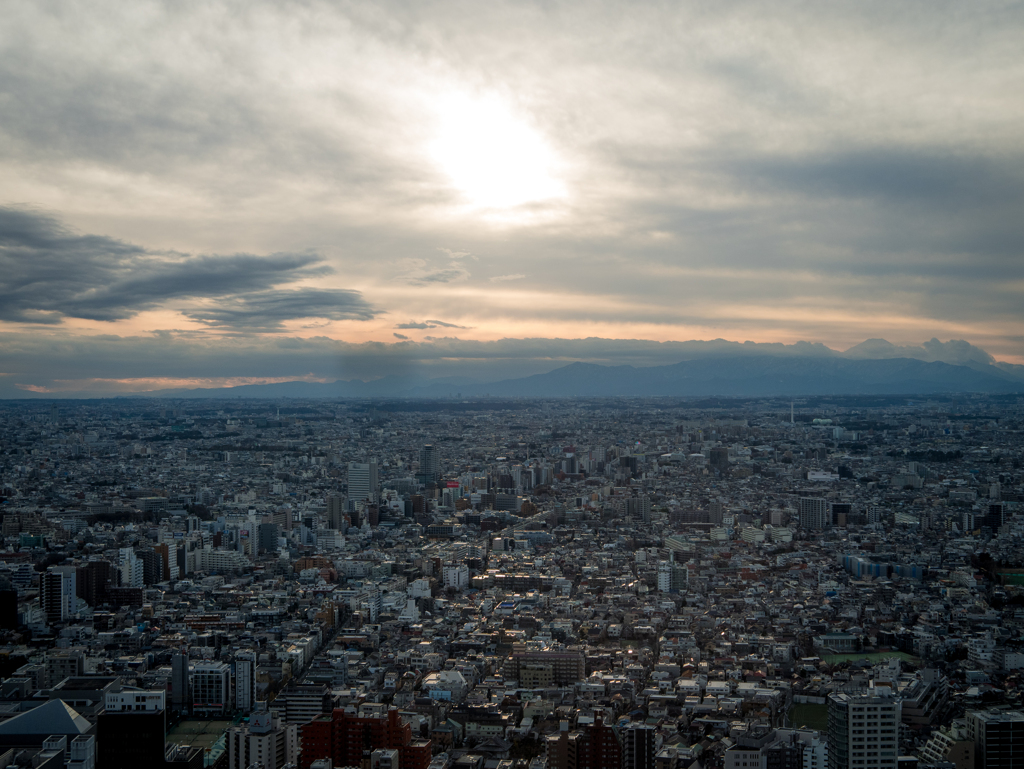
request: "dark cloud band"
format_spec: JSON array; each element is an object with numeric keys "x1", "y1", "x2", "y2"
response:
[{"x1": 0, "y1": 207, "x2": 377, "y2": 328}]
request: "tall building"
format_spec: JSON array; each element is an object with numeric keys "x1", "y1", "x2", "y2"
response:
[
  {"x1": 657, "y1": 560, "x2": 686, "y2": 593},
  {"x1": 0, "y1": 587, "x2": 16, "y2": 630},
  {"x1": 76, "y1": 560, "x2": 112, "y2": 607},
  {"x1": 153, "y1": 543, "x2": 171, "y2": 581},
  {"x1": 623, "y1": 724, "x2": 656, "y2": 769},
  {"x1": 171, "y1": 651, "x2": 190, "y2": 710},
  {"x1": 419, "y1": 444, "x2": 440, "y2": 487},
  {"x1": 137, "y1": 548, "x2": 163, "y2": 585},
  {"x1": 327, "y1": 495, "x2": 347, "y2": 529},
  {"x1": 192, "y1": 661, "x2": 231, "y2": 717},
  {"x1": 258, "y1": 522, "x2": 280, "y2": 553},
  {"x1": 40, "y1": 567, "x2": 75, "y2": 625},
  {"x1": 709, "y1": 447, "x2": 730, "y2": 471},
  {"x1": 967, "y1": 709, "x2": 1024, "y2": 769},
  {"x1": 98, "y1": 688, "x2": 203, "y2": 769},
  {"x1": 273, "y1": 681, "x2": 333, "y2": 725},
  {"x1": 348, "y1": 460, "x2": 379, "y2": 506},
  {"x1": 570, "y1": 715, "x2": 622, "y2": 769},
  {"x1": 227, "y1": 701, "x2": 297, "y2": 769},
  {"x1": 799, "y1": 497, "x2": 830, "y2": 530},
  {"x1": 827, "y1": 688, "x2": 900, "y2": 769},
  {"x1": 234, "y1": 652, "x2": 257, "y2": 715},
  {"x1": 119, "y1": 547, "x2": 144, "y2": 588}
]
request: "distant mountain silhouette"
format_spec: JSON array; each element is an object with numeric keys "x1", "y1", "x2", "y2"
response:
[
  {"x1": 140, "y1": 353, "x2": 1023, "y2": 399},
  {"x1": 440, "y1": 356, "x2": 1022, "y2": 397}
]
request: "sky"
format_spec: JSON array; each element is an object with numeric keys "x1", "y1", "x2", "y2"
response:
[{"x1": 2, "y1": 1, "x2": 1023, "y2": 395}]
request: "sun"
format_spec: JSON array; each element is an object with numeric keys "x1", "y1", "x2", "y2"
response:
[{"x1": 430, "y1": 92, "x2": 565, "y2": 210}]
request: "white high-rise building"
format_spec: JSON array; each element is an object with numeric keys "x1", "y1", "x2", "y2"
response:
[
  {"x1": 827, "y1": 686, "x2": 900, "y2": 769},
  {"x1": 235, "y1": 652, "x2": 256, "y2": 714},
  {"x1": 227, "y1": 702, "x2": 298, "y2": 769},
  {"x1": 119, "y1": 547, "x2": 144, "y2": 588},
  {"x1": 798, "y1": 497, "x2": 830, "y2": 530},
  {"x1": 347, "y1": 460, "x2": 378, "y2": 506},
  {"x1": 442, "y1": 564, "x2": 469, "y2": 591}
]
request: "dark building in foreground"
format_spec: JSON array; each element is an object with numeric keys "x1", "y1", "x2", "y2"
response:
[
  {"x1": 97, "y1": 688, "x2": 202, "y2": 769},
  {"x1": 967, "y1": 709, "x2": 1024, "y2": 769}
]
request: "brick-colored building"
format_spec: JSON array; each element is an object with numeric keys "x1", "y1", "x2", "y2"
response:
[{"x1": 300, "y1": 707, "x2": 430, "y2": 769}]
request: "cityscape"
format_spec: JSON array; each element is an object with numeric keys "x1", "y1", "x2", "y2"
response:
[
  {"x1": 2, "y1": 1, "x2": 1024, "y2": 769},
  {"x1": 1, "y1": 393, "x2": 1023, "y2": 769}
]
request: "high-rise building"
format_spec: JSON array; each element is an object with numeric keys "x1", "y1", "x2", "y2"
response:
[
  {"x1": 40, "y1": 566, "x2": 76, "y2": 625},
  {"x1": 258, "y1": 522, "x2": 280, "y2": 553},
  {"x1": 570, "y1": 714, "x2": 622, "y2": 769},
  {"x1": 0, "y1": 587, "x2": 16, "y2": 630},
  {"x1": 234, "y1": 652, "x2": 256, "y2": 715},
  {"x1": 272, "y1": 681, "x2": 333, "y2": 725},
  {"x1": 348, "y1": 460, "x2": 378, "y2": 506},
  {"x1": 799, "y1": 497, "x2": 830, "y2": 530},
  {"x1": 623, "y1": 724, "x2": 656, "y2": 769},
  {"x1": 967, "y1": 709, "x2": 1024, "y2": 769},
  {"x1": 827, "y1": 688, "x2": 900, "y2": 769},
  {"x1": 137, "y1": 548, "x2": 163, "y2": 585},
  {"x1": 709, "y1": 447, "x2": 730, "y2": 471},
  {"x1": 98, "y1": 687, "x2": 203, "y2": 768},
  {"x1": 76, "y1": 560, "x2": 111, "y2": 607},
  {"x1": 192, "y1": 661, "x2": 231, "y2": 717},
  {"x1": 171, "y1": 651, "x2": 190, "y2": 710},
  {"x1": 153, "y1": 543, "x2": 171, "y2": 581},
  {"x1": 119, "y1": 547, "x2": 144, "y2": 588},
  {"x1": 419, "y1": 445, "x2": 440, "y2": 487},
  {"x1": 227, "y1": 701, "x2": 297, "y2": 769},
  {"x1": 327, "y1": 495, "x2": 347, "y2": 529},
  {"x1": 627, "y1": 495, "x2": 652, "y2": 523}
]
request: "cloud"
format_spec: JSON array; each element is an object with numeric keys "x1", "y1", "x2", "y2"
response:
[
  {"x1": 0, "y1": 207, "x2": 377, "y2": 327},
  {"x1": 185, "y1": 288, "x2": 377, "y2": 331},
  {"x1": 407, "y1": 267, "x2": 471, "y2": 285},
  {"x1": 489, "y1": 273, "x2": 525, "y2": 282},
  {"x1": 425, "y1": 319, "x2": 468, "y2": 328},
  {"x1": 438, "y1": 248, "x2": 473, "y2": 260},
  {"x1": 396, "y1": 319, "x2": 468, "y2": 330},
  {"x1": 393, "y1": 332, "x2": 409, "y2": 339},
  {"x1": 397, "y1": 254, "x2": 472, "y2": 286},
  {"x1": 1, "y1": 1, "x2": 1023, "y2": 362}
]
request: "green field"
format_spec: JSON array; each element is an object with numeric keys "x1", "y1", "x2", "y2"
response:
[
  {"x1": 788, "y1": 703, "x2": 829, "y2": 732},
  {"x1": 823, "y1": 650, "x2": 919, "y2": 665}
]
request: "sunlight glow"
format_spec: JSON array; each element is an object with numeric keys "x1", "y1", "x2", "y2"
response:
[{"x1": 430, "y1": 92, "x2": 564, "y2": 209}]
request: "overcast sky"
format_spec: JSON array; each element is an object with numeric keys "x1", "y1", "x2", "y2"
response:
[{"x1": 2, "y1": 1, "x2": 1023, "y2": 394}]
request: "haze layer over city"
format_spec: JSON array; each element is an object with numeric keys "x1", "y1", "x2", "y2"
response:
[{"x1": 2, "y1": 2, "x2": 1024, "y2": 769}]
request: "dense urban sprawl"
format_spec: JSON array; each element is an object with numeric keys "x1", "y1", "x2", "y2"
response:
[{"x1": 1, "y1": 395, "x2": 1023, "y2": 769}]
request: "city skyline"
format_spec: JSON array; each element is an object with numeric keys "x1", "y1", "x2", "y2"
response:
[{"x1": 2, "y1": 1, "x2": 1023, "y2": 395}]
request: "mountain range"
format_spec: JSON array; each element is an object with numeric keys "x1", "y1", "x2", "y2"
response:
[{"x1": 134, "y1": 338, "x2": 1024, "y2": 399}]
